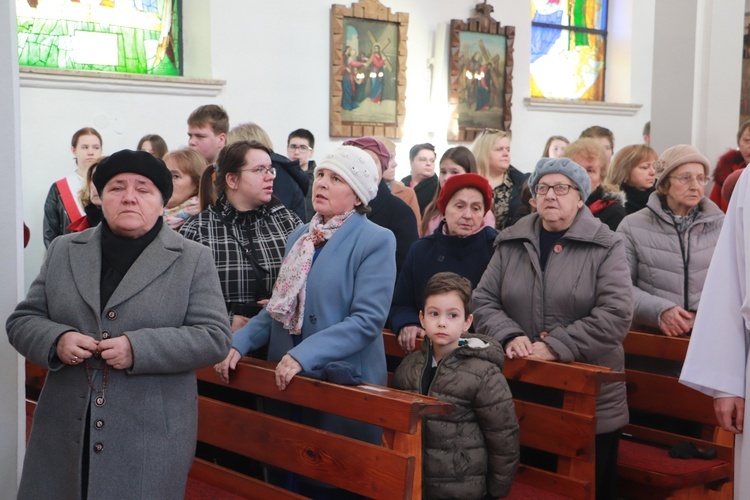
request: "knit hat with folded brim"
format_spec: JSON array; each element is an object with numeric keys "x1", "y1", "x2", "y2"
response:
[
  {"x1": 93, "y1": 149, "x2": 173, "y2": 204},
  {"x1": 315, "y1": 145, "x2": 379, "y2": 205},
  {"x1": 654, "y1": 144, "x2": 711, "y2": 190},
  {"x1": 529, "y1": 157, "x2": 591, "y2": 201}
]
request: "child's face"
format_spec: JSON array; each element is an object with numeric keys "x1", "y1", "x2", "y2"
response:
[{"x1": 420, "y1": 292, "x2": 473, "y2": 352}]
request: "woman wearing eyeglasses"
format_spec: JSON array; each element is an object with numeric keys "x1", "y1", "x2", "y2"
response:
[
  {"x1": 473, "y1": 158, "x2": 632, "y2": 499},
  {"x1": 180, "y1": 141, "x2": 302, "y2": 333},
  {"x1": 617, "y1": 145, "x2": 724, "y2": 341}
]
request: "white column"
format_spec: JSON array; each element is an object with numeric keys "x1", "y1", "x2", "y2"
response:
[
  {"x1": 0, "y1": 1, "x2": 23, "y2": 495},
  {"x1": 650, "y1": 0, "x2": 745, "y2": 163}
]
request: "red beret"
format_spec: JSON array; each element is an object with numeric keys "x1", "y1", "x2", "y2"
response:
[
  {"x1": 342, "y1": 137, "x2": 390, "y2": 172},
  {"x1": 721, "y1": 168, "x2": 745, "y2": 203},
  {"x1": 437, "y1": 173, "x2": 493, "y2": 216}
]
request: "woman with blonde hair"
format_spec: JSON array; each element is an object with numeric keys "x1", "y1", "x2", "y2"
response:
[
  {"x1": 607, "y1": 144, "x2": 658, "y2": 214},
  {"x1": 66, "y1": 156, "x2": 107, "y2": 233},
  {"x1": 227, "y1": 122, "x2": 308, "y2": 221},
  {"x1": 162, "y1": 148, "x2": 208, "y2": 230},
  {"x1": 471, "y1": 129, "x2": 529, "y2": 230}
]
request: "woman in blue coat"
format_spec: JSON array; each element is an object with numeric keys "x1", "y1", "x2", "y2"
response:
[{"x1": 217, "y1": 146, "x2": 396, "y2": 493}]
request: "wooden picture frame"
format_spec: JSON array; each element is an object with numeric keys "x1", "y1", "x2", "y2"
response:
[
  {"x1": 448, "y1": 6, "x2": 514, "y2": 142},
  {"x1": 330, "y1": 0, "x2": 408, "y2": 139}
]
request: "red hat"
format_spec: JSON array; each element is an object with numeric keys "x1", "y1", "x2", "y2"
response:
[
  {"x1": 722, "y1": 168, "x2": 745, "y2": 203},
  {"x1": 343, "y1": 137, "x2": 390, "y2": 172},
  {"x1": 437, "y1": 173, "x2": 493, "y2": 216}
]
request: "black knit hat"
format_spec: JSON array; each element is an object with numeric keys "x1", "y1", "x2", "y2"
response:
[{"x1": 93, "y1": 149, "x2": 173, "y2": 204}]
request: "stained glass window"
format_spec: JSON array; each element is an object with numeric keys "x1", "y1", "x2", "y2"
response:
[
  {"x1": 16, "y1": 0, "x2": 181, "y2": 76},
  {"x1": 530, "y1": 0, "x2": 608, "y2": 100}
]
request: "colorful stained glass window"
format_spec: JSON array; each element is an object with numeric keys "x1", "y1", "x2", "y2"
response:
[
  {"x1": 16, "y1": 0, "x2": 181, "y2": 76},
  {"x1": 530, "y1": 0, "x2": 608, "y2": 100}
]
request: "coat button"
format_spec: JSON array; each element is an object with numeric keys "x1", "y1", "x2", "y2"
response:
[
  {"x1": 106, "y1": 310, "x2": 117, "y2": 320},
  {"x1": 95, "y1": 396, "x2": 105, "y2": 407},
  {"x1": 94, "y1": 419, "x2": 104, "y2": 429},
  {"x1": 309, "y1": 314, "x2": 316, "y2": 324},
  {"x1": 94, "y1": 442, "x2": 104, "y2": 453},
  {"x1": 101, "y1": 331, "x2": 110, "y2": 339},
  {"x1": 553, "y1": 244, "x2": 563, "y2": 254}
]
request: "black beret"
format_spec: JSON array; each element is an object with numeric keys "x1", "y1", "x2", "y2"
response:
[{"x1": 93, "y1": 149, "x2": 173, "y2": 204}]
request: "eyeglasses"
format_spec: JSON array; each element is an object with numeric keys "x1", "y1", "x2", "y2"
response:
[
  {"x1": 480, "y1": 128, "x2": 502, "y2": 136},
  {"x1": 668, "y1": 174, "x2": 709, "y2": 186},
  {"x1": 534, "y1": 184, "x2": 577, "y2": 196},
  {"x1": 241, "y1": 165, "x2": 276, "y2": 176},
  {"x1": 287, "y1": 145, "x2": 312, "y2": 152}
]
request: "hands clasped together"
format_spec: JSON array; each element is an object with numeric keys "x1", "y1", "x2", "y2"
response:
[
  {"x1": 504, "y1": 333, "x2": 557, "y2": 361},
  {"x1": 57, "y1": 331, "x2": 134, "y2": 370}
]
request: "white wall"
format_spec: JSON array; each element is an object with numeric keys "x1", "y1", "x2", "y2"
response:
[
  {"x1": 1, "y1": 0, "x2": 23, "y2": 495},
  {"x1": 18, "y1": 0, "x2": 666, "y2": 288}
]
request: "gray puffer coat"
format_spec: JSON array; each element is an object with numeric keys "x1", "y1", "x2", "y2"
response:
[
  {"x1": 393, "y1": 334, "x2": 519, "y2": 499},
  {"x1": 473, "y1": 208, "x2": 633, "y2": 434},
  {"x1": 616, "y1": 193, "x2": 724, "y2": 328}
]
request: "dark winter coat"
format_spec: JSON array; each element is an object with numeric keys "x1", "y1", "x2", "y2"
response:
[
  {"x1": 620, "y1": 182, "x2": 654, "y2": 215},
  {"x1": 390, "y1": 221, "x2": 497, "y2": 335},
  {"x1": 586, "y1": 185, "x2": 627, "y2": 230},
  {"x1": 302, "y1": 160, "x2": 316, "y2": 222},
  {"x1": 393, "y1": 334, "x2": 519, "y2": 499},
  {"x1": 401, "y1": 173, "x2": 439, "y2": 214},
  {"x1": 473, "y1": 208, "x2": 632, "y2": 434},
  {"x1": 271, "y1": 151, "x2": 309, "y2": 221},
  {"x1": 43, "y1": 181, "x2": 75, "y2": 248},
  {"x1": 496, "y1": 166, "x2": 531, "y2": 230},
  {"x1": 367, "y1": 179, "x2": 419, "y2": 276}
]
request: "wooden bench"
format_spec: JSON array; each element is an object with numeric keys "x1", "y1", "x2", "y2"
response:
[
  {"x1": 619, "y1": 330, "x2": 734, "y2": 499},
  {"x1": 192, "y1": 357, "x2": 452, "y2": 499},
  {"x1": 383, "y1": 329, "x2": 625, "y2": 500}
]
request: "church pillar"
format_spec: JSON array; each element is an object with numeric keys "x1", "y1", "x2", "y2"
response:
[
  {"x1": 650, "y1": 0, "x2": 745, "y2": 165},
  {"x1": 0, "y1": 1, "x2": 24, "y2": 496}
]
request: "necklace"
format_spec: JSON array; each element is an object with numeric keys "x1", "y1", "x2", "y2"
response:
[{"x1": 84, "y1": 361, "x2": 110, "y2": 407}]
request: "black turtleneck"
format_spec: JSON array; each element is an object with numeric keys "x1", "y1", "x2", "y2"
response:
[
  {"x1": 621, "y1": 183, "x2": 654, "y2": 215},
  {"x1": 100, "y1": 218, "x2": 163, "y2": 312}
]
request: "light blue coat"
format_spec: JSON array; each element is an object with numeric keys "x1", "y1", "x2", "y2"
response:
[{"x1": 233, "y1": 213, "x2": 396, "y2": 443}]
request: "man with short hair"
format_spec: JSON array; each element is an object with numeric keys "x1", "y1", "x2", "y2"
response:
[
  {"x1": 287, "y1": 128, "x2": 316, "y2": 222},
  {"x1": 187, "y1": 104, "x2": 228, "y2": 165}
]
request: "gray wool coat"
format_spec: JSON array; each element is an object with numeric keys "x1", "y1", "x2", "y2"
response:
[
  {"x1": 472, "y1": 208, "x2": 633, "y2": 434},
  {"x1": 6, "y1": 223, "x2": 232, "y2": 500}
]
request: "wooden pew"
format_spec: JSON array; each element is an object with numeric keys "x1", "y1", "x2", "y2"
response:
[
  {"x1": 192, "y1": 358, "x2": 453, "y2": 499},
  {"x1": 383, "y1": 329, "x2": 625, "y2": 500},
  {"x1": 619, "y1": 330, "x2": 734, "y2": 499},
  {"x1": 25, "y1": 358, "x2": 451, "y2": 499}
]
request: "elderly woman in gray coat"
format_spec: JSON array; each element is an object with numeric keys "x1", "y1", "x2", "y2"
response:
[
  {"x1": 617, "y1": 145, "x2": 724, "y2": 338},
  {"x1": 473, "y1": 158, "x2": 633, "y2": 500},
  {"x1": 7, "y1": 150, "x2": 232, "y2": 500}
]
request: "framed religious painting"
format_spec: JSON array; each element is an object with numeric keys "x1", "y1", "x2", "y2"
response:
[
  {"x1": 330, "y1": 0, "x2": 408, "y2": 139},
  {"x1": 448, "y1": 3, "x2": 514, "y2": 142}
]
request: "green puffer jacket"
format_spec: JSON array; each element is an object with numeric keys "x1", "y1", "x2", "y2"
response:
[{"x1": 393, "y1": 334, "x2": 519, "y2": 499}]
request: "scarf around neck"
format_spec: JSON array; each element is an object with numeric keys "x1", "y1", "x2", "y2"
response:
[
  {"x1": 163, "y1": 196, "x2": 200, "y2": 230},
  {"x1": 266, "y1": 209, "x2": 356, "y2": 334}
]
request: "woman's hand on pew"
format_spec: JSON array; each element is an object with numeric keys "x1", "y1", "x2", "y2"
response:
[
  {"x1": 714, "y1": 396, "x2": 745, "y2": 434},
  {"x1": 528, "y1": 341, "x2": 557, "y2": 361},
  {"x1": 659, "y1": 307, "x2": 694, "y2": 336},
  {"x1": 505, "y1": 336, "x2": 533, "y2": 359},
  {"x1": 398, "y1": 325, "x2": 425, "y2": 353},
  {"x1": 275, "y1": 354, "x2": 302, "y2": 391},
  {"x1": 215, "y1": 348, "x2": 242, "y2": 384}
]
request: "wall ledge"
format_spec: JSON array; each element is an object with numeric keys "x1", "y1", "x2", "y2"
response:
[
  {"x1": 19, "y1": 67, "x2": 225, "y2": 97},
  {"x1": 524, "y1": 97, "x2": 643, "y2": 116}
]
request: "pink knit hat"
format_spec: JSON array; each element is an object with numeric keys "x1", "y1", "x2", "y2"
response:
[
  {"x1": 343, "y1": 137, "x2": 390, "y2": 173},
  {"x1": 654, "y1": 145, "x2": 711, "y2": 190}
]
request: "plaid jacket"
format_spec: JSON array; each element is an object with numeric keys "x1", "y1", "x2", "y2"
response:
[{"x1": 179, "y1": 195, "x2": 301, "y2": 311}]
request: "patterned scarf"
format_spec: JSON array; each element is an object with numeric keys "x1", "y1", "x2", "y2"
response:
[
  {"x1": 163, "y1": 196, "x2": 200, "y2": 230},
  {"x1": 266, "y1": 209, "x2": 355, "y2": 334}
]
